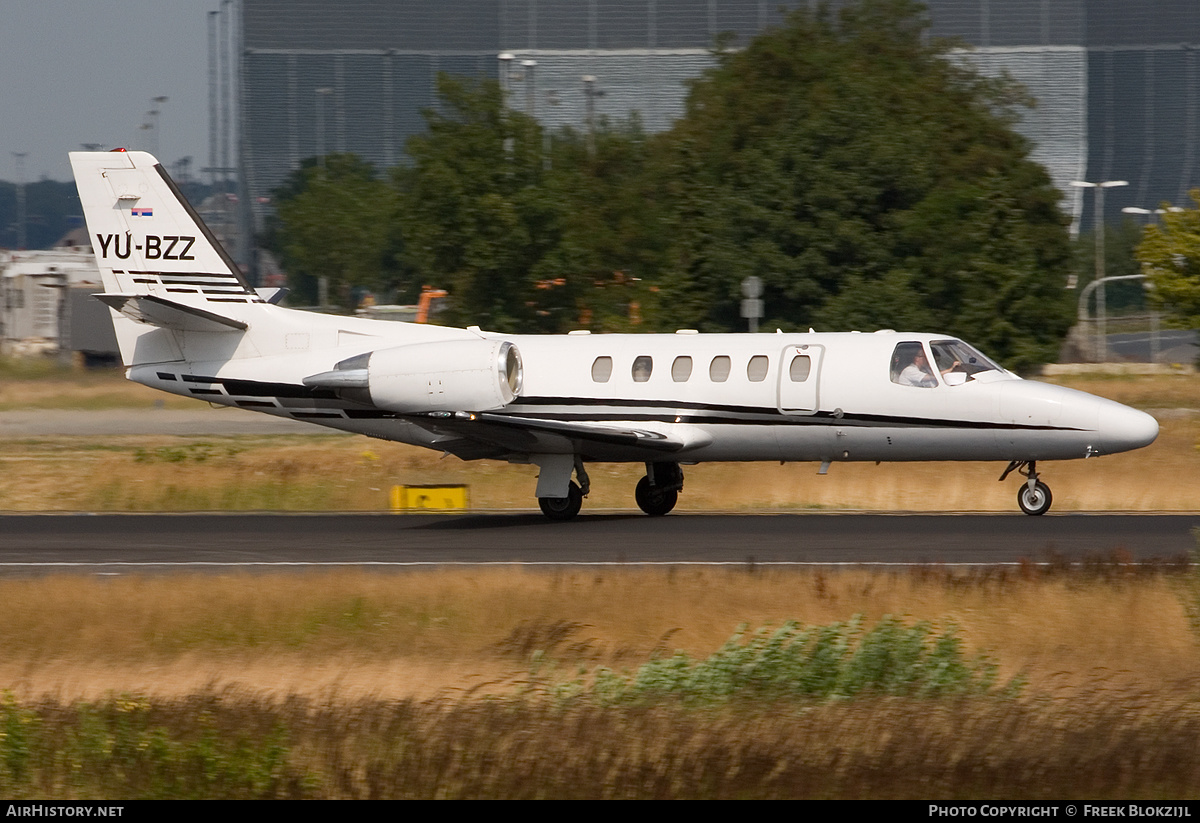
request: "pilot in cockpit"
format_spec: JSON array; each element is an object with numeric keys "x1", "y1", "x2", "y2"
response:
[{"x1": 898, "y1": 349, "x2": 939, "y2": 387}]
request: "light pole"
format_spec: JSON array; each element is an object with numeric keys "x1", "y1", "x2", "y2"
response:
[
  {"x1": 498, "y1": 52, "x2": 514, "y2": 98},
  {"x1": 11, "y1": 152, "x2": 27, "y2": 250},
  {"x1": 151, "y1": 96, "x2": 168, "y2": 158},
  {"x1": 521, "y1": 60, "x2": 537, "y2": 120},
  {"x1": 315, "y1": 87, "x2": 333, "y2": 170},
  {"x1": 1071, "y1": 179, "x2": 1129, "y2": 360},
  {"x1": 582, "y1": 75, "x2": 604, "y2": 158}
]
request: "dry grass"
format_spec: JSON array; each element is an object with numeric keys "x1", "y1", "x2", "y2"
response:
[
  {"x1": 2, "y1": 566, "x2": 1199, "y2": 798},
  {"x1": 0, "y1": 566, "x2": 1196, "y2": 702},
  {"x1": 1040, "y1": 371, "x2": 1200, "y2": 410},
  {"x1": 0, "y1": 369, "x2": 194, "y2": 411}
]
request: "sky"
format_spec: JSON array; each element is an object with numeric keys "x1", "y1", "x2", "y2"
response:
[{"x1": 1, "y1": 0, "x2": 214, "y2": 183}]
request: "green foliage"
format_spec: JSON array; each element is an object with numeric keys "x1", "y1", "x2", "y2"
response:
[
  {"x1": 270, "y1": 154, "x2": 401, "y2": 309},
  {"x1": 0, "y1": 693, "x2": 296, "y2": 799},
  {"x1": 266, "y1": 0, "x2": 1076, "y2": 365},
  {"x1": 1136, "y1": 192, "x2": 1200, "y2": 329},
  {"x1": 653, "y1": 0, "x2": 1074, "y2": 368},
  {"x1": 564, "y1": 617, "x2": 1016, "y2": 706},
  {"x1": 395, "y1": 75, "x2": 671, "y2": 332},
  {"x1": 396, "y1": 75, "x2": 553, "y2": 330}
]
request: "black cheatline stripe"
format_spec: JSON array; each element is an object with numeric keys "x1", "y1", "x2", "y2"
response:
[
  {"x1": 293, "y1": 412, "x2": 343, "y2": 419},
  {"x1": 235, "y1": 400, "x2": 276, "y2": 408},
  {"x1": 493, "y1": 410, "x2": 1075, "y2": 432},
  {"x1": 157, "y1": 279, "x2": 242, "y2": 287},
  {"x1": 188, "y1": 388, "x2": 223, "y2": 396},
  {"x1": 180, "y1": 374, "x2": 337, "y2": 400},
  {"x1": 509, "y1": 396, "x2": 1085, "y2": 432},
  {"x1": 515, "y1": 394, "x2": 771, "y2": 416}
]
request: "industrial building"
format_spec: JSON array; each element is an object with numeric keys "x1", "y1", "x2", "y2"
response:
[{"x1": 236, "y1": 0, "x2": 1200, "y2": 235}]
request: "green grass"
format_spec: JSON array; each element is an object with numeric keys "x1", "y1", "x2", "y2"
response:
[{"x1": 553, "y1": 617, "x2": 1017, "y2": 705}]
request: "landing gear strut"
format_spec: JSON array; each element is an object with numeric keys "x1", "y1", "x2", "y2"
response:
[
  {"x1": 1000, "y1": 460, "x2": 1052, "y2": 516},
  {"x1": 536, "y1": 456, "x2": 590, "y2": 521},
  {"x1": 635, "y1": 462, "x2": 683, "y2": 516}
]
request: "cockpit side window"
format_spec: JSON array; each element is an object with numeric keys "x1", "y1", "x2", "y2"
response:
[
  {"x1": 891, "y1": 342, "x2": 937, "y2": 388},
  {"x1": 930, "y1": 339, "x2": 1000, "y2": 383}
]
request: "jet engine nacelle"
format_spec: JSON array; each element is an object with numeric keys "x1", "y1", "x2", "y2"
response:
[{"x1": 364, "y1": 339, "x2": 523, "y2": 413}]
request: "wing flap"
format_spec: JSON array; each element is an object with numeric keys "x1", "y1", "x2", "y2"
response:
[
  {"x1": 405, "y1": 411, "x2": 687, "y2": 455},
  {"x1": 475, "y1": 413, "x2": 686, "y2": 452}
]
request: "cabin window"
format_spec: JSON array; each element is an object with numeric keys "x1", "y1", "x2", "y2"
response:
[
  {"x1": 591, "y1": 356, "x2": 612, "y2": 383},
  {"x1": 709, "y1": 356, "x2": 731, "y2": 382},
  {"x1": 789, "y1": 355, "x2": 811, "y2": 382},
  {"x1": 632, "y1": 355, "x2": 653, "y2": 382},
  {"x1": 747, "y1": 355, "x2": 769, "y2": 382},
  {"x1": 890, "y1": 342, "x2": 936, "y2": 388},
  {"x1": 671, "y1": 356, "x2": 693, "y2": 382}
]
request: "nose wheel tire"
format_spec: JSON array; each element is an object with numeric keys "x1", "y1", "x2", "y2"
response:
[
  {"x1": 539, "y1": 482, "x2": 583, "y2": 521},
  {"x1": 635, "y1": 476, "x2": 678, "y2": 516},
  {"x1": 1017, "y1": 481, "x2": 1052, "y2": 516}
]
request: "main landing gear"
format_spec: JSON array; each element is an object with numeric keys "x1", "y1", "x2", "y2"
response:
[
  {"x1": 535, "y1": 459, "x2": 685, "y2": 520},
  {"x1": 636, "y1": 462, "x2": 684, "y2": 516},
  {"x1": 539, "y1": 481, "x2": 583, "y2": 521},
  {"x1": 1000, "y1": 460, "x2": 1052, "y2": 516},
  {"x1": 538, "y1": 457, "x2": 590, "y2": 522}
]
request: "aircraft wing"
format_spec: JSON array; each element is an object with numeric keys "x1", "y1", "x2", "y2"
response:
[
  {"x1": 476, "y1": 413, "x2": 686, "y2": 451},
  {"x1": 405, "y1": 411, "x2": 689, "y2": 458}
]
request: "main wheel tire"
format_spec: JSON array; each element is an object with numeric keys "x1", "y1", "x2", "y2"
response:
[
  {"x1": 539, "y1": 481, "x2": 583, "y2": 521},
  {"x1": 635, "y1": 475, "x2": 678, "y2": 516},
  {"x1": 1017, "y1": 481, "x2": 1052, "y2": 516}
]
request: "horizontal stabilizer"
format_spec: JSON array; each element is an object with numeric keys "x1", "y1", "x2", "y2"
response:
[{"x1": 95, "y1": 293, "x2": 248, "y2": 333}]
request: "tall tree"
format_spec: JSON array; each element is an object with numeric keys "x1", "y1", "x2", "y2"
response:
[
  {"x1": 654, "y1": 0, "x2": 1074, "y2": 369},
  {"x1": 271, "y1": 154, "x2": 400, "y2": 309},
  {"x1": 396, "y1": 75, "x2": 559, "y2": 331},
  {"x1": 1135, "y1": 191, "x2": 1200, "y2": 328}
]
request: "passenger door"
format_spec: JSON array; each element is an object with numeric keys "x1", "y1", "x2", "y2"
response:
[{"x1": 777, "y1": 343, "x2": 823, "y2": 414}]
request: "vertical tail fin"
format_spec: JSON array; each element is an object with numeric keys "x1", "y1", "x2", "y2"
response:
[
  {"x1": 69, "y1": 150, "x2": 261, "y2": 304},
  {"x1": 70, "y1": 150, "x2": 264, "y2": 366}
]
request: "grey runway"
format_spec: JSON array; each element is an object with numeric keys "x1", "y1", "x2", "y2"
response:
[{"x1": 0, "y1": 512, "x2": 1195, "y2": 573}]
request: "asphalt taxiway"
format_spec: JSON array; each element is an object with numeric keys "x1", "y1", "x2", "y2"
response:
[{"x1": 0, "y1": 512, "x2": 1194, "y2": 574}]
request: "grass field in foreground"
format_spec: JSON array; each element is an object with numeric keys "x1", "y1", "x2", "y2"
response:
[
  {"x1": 0, "y1": 565, "x2": 1195, "y2": 702},
  {"x1": 1, "y1": 565, "x2": 1199, "y2": 798}
]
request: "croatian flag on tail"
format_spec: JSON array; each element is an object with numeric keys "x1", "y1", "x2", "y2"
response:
[{"x1": 131, "y1": 207, "x2": 153, "y2": 217}]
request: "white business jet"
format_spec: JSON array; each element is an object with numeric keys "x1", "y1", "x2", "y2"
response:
[{"x1": 70, "y1": 150, "x2": 1159, "y2": 520}]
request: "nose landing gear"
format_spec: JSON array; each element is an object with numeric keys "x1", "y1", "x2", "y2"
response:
[{"x1": 1000, "y1": 460, "x2": 1052, "y2": 516}]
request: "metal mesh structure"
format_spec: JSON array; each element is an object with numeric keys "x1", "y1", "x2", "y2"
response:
[{"x1": 239, "y1": 0, "x2": 1200, "y2": 230}]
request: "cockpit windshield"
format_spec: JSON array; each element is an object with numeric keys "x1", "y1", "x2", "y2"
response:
[{"x1": 930, "y1": 339, "x2": 1001, "y2": 380}]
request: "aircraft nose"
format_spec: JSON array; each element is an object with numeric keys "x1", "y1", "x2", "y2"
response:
[{"x1": 1097, "y1": 402, "x2": 1158, "y2": 454}]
